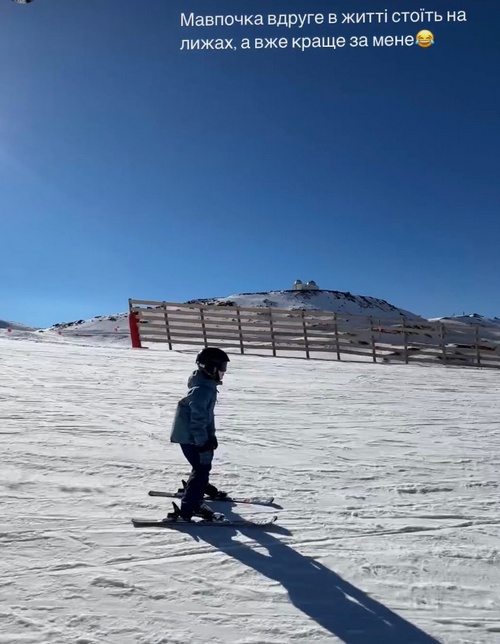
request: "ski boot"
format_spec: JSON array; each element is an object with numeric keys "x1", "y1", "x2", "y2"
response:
[
  {"x1": 165, "y1": 502, "x2": 225, "y2": 523},
  {"x1": 165, "y1": 502, "x2": 192, "y2": 522},
  {"x1": 205, "y1": 483, "x2": 228, "y2": 500},
  {"x1": 177, "y1": 479, "x2": 228, "y2": 500},
  {"x1": 193, "y1": 502, "x2": 225, "y2": 522}
]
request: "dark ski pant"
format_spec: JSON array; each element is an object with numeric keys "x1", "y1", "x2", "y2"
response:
[{"x1": 180, "y1": 444, "x2": 213, "y2": 515}]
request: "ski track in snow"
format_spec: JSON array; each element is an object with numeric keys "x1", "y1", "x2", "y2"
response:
[{"x1": 1, "y1": 338, "x2": 499, "y2": 643}]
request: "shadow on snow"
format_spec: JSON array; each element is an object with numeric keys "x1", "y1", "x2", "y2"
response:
[{"x1": 183, "y1": 515, "x2": 440, "y2": 644}]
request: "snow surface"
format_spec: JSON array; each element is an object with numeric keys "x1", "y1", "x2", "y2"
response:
[{"x1": 1, "y1": 336, "x2": 499, "y2": 644}]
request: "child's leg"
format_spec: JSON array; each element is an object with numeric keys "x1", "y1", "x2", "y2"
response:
[{"x1": 180, "y1": 444, "x2": 212, "y2": 517}]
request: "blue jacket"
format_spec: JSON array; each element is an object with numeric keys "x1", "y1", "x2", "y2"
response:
[{"x1": 170, "y1": 370, "x2": 218, "y2": 447}]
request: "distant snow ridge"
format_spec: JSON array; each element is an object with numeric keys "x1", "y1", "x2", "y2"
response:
[
  {"x1": 0, "y1": 319, "x2": 37, "y2": 331},
  {"x1": 186, "y1": 289, "x2": 424, "y2": 321},
  {"x1": 47, "y1": 313, "x2": 128, "y2": 334},
  {"x1": 432, "y1": 314, "x2": 500, "y2": 328}
]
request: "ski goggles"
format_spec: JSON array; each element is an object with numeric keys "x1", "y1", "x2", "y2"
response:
[{"x1": 217, "y1": 362, "x2": 228, "y2": 379}]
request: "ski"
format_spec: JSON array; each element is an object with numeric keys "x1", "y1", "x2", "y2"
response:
[
  {"x1": 148, "y1": 490, "x2": 275, "y2": 506},
  {"x1": 132, "y1": 515, "x2": 278, "y2": 529}
]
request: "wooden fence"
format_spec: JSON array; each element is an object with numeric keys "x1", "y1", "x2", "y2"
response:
[{"x1": 128, "y1": 298, "x2": 500, "y2": 369}]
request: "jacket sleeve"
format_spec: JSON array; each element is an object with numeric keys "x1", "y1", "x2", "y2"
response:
[{"x1": 187, "y1": 386, "x2": 210, "y2": 447}]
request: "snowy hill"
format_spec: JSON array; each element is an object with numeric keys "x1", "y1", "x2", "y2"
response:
[
  {"x1": 186, "y1": 289, "x2": 425, "y2": 321},
  {"x1": 1, "y1": 288, "x2": 424, "y2": 344},
  {"x1": 1, "y1": 290, "x2": 498, "y2": 354},
  {"x1": 0, "y1": 319, "x2": 38, "y2": 331},
  {"x1": 1, "y1": 337, "x2": 499, "y2": 643}
]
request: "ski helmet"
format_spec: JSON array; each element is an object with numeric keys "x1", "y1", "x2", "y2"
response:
[{"x1": 196, "y1": 347, "x2": 230, "y2": 380}]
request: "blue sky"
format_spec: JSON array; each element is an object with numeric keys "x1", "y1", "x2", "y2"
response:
[{"x1": 1, "y1": 0, "x2": 499, "y2": 327}]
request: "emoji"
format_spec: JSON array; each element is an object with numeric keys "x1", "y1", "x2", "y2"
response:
[{"x1": 416, "y1": 30, "x2": 434, "y2": 48}]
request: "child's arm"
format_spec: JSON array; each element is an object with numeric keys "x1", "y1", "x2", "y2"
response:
[{"x1": 187, "y1": 386, "x2": 210, "y2": 447}]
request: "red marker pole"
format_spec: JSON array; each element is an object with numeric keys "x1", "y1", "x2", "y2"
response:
[{"x1": 129, "y1": 312, "x2": 142, "y2": 349}]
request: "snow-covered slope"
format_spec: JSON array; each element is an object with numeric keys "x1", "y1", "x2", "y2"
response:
[
  {"x1": 1, "y1": 337, "x2": 499, "y2": 643},
  {"x1": 187, "y1": 289, "x2": 424, "y2": 321}
]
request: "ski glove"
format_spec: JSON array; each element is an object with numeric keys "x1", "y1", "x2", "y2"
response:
[
  {"x1": 198, "y1": 437, "x2": 217, "y2": 452},
  {"x1": 198, "y1": 440, "x2": 212, "y2": 453}
]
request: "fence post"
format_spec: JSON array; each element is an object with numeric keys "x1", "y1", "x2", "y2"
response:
[
  {"x1": 128, "y1": 311, "x2": 142, "y2": 349},
  {"x1": 199, "y1": 307, "x2": 208, "y2": 347},
  {"x1": 334, "y1": 313, "x2": 341, "y2": 361},
  {"x1": 475, "y1": 325, "x2": 481, "y2": 367},
  {"x1": 236, "y1": 308, "x2": 244, "y2": 355},
  {"x1": 403, "y1": 317, "x2": 409, "y2": 364},
  {"x1": 301, "y1": 310, "x2": 310, "y2": 359},
  {"x1": 161, "y1": 302, "x2": 173, "y2": 350},
  {"x1": 440, "y1": 323, "x2": 447, "y2": 365},
  {"x1": 269, "y1": 308, "x2": 277, "y2": 357},
  {"x1": 370, "y1": 317, "x2": 377, "y2": 363}
]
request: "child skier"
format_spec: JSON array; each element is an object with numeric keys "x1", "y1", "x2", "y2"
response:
[{"x1": 167, "y1": 347, "x2": 230, "y2": 521}]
